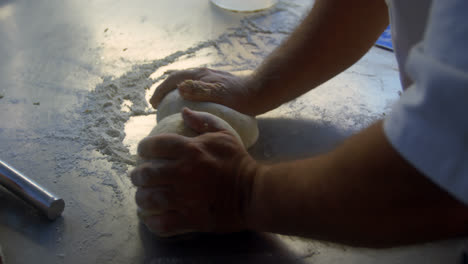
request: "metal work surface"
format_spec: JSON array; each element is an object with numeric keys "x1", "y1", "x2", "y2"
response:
[{"x1": 0, "y1": 0, "x2": 466, "y2": 263}]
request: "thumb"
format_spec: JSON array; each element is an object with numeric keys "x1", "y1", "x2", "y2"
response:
[
  {"x1": 177, "y1": 80, "x2": 224, "y2": 103},
  {"x1": 181, "y1": 107, "x2": 227, "y2": 134}
]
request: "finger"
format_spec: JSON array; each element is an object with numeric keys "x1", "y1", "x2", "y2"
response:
[
  {"x1": 137, "y1": 134, "x2": 190, "y2": 159},
  {"x1": 143, "y1": 211, "x2": 197, "y2": 236},
  {"x1": 181, "y1": 107, "x2": 229, "y2": 134},
  {"x1": 178, "y1": 80, "x2": 226, "y2": 104},
  {"x1": 137, "y1": 207, "x2": 162, "y2": 219},
  {"x1": 130, "y1": 160, "x2": 178, "y2": 187},
  {"x1": 135, "y1": 187, "x2": 180, "y2": 211},
  {"x1": 150, "y1": 69, "x2": 200, "y2": 108}
]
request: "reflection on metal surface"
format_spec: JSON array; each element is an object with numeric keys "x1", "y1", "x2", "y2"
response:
[
  {"x1": 0, "y1": 159, "x2": 65, "y2": 220},
  {"x1": 211, "y1": 0, "x2": 277, "y2": 12}
]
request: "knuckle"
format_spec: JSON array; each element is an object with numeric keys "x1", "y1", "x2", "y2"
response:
[
  {"x1": 185, "y1": 141, "x2": 204, "y2": 155},
  {"x1": 196, "y1": 67, "x2": 212, "y2": 77},
  {"x1": 212, "y1": 132, "x2": 236, "y2": 144},
  {"x1": 204, "y1": 133, "x2": 240, "y2": 154},
  {"x1": 199, "y1": 67, "x2": 210, "y2": 73},
  {"x1": 167, "y1": 70, "x2": 181, "y2": 79},
  {"x1": 164, "y1": 70, "x2": 187, "y2": 84}
]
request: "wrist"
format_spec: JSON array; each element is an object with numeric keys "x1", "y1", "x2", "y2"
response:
[
  {"x1": 237, "y1": 156, "x2": 268, "y2": 231},
  {"x1": 240, "y1": 74, "x2": 264, "y2": 116}
]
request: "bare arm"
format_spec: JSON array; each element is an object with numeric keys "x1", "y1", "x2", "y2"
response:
[
  {"x1": 132, "y1": 111, "x2": 468, "y2": 247},
  {"x1": 243, "y1": 0, "x2": 389, "y2": 115},
  {"x1": 246, "y1": 121, "x2": 468, "y2": 247},
  {"x1": 150, "y1": 0, "x2": 389, "y2": 116}
]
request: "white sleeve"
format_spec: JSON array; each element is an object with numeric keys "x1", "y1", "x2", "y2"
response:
[{"x1": 384, "y1": 0, "x2": 468, "y2": 204}]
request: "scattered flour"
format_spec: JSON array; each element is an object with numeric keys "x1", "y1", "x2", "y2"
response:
[{"x1": 77, "y1": 2, "x2": 301, "y2": 176}]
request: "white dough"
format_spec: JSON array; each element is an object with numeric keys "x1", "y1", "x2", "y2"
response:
[
  {"x1": 157, "y1": 90, "x2": 259, "y2": 148},
  {"x1": 149, "y1": 113, "x2": 199, "y2": 137},
  {"x1": 148, "y1": 112, "x2": 243, "y2": 145}
]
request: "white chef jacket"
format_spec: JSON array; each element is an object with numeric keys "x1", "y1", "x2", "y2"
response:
[{"x1": 383, "y1": 0, "x2": 468, "y2": 204}]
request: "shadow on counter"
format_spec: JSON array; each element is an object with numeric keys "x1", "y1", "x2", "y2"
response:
[
  {"x1": 139, "y1": 223, "x2": 311, "y2": 264},
  {"x1": 0, "y1": 185, "x2": 64, "y2": 249},
  {"x1": 249, "y1": 117, "x2": 352, "y2": 162}
]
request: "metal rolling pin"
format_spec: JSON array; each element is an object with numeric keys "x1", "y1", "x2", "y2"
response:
[{"x1": 0, "y1": 159, "x2": 65, "y2": 220}]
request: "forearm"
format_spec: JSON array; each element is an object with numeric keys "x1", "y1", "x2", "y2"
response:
[
  {"x1": 246, "y1": 122, "x2": 468, "y2": 247},
  {"x1": 244, "y1": 0, "x2": 389, "y2": 115}
]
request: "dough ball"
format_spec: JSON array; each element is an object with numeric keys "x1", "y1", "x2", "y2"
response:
[
  {"x1": 148, "y1": 112, "x2": 198, "y2": 138},
  {"x1": 137, "y1": 112, "x2": 243, "y2": 167},
  {"x1": 148, "y1": 112, "x2": 243, "y2": 145},
  {"x1": 157, "y1": 90, "x2": 259, "y2": 148}
]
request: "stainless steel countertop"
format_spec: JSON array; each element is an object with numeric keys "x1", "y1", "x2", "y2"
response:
[{"x1": 0, "y1": 0, "x2": 466, "y2": 263}]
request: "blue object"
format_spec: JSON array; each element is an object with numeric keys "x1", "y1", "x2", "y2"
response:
[{"x1": 376, "y1": 25, "x2": 393, "y2": 51}]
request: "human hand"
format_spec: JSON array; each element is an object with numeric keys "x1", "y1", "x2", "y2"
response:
[
  {"x1": 130, "y1": 108, "x2": 258, "y2": 236},
  {"x1": 149, "y1": 68, "x2": 255, "y2": 115}
]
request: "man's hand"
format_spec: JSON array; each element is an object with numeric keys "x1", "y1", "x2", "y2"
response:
[
  {"x1": 150, "y1": 68, "x2": 255, "y2": 115},
  {"x1": 130, "y1": 108, "x2": 258, "y2": 236}
]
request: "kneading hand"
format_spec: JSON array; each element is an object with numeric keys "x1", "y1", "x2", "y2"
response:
[
  {"x1": 149, "y1": 68, "x2": 254, "y2": 115},
  {"x1": 130, "y1": 108, "x2": 258, "y2": 236}
]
